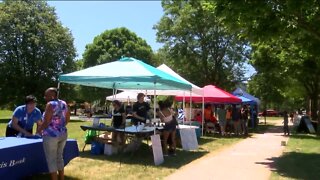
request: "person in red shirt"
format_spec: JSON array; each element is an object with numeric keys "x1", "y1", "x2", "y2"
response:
[
  {"x1": 194, "y1": 112, "x2": 202, "y2": 124},
  {"x1": 204, "y1": 104, "x2": 217, "y2": 133}
]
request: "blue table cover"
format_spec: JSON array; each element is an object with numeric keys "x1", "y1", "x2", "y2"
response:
[{"x1": 0, "y1": 137, "x2": 79, "y2": 179}]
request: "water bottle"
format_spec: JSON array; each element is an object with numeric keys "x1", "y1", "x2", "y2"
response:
[{"x1": 17, "y1": 132, "x2": 22, "y2": 138}]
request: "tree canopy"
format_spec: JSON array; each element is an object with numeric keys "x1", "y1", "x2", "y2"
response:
[
  {"x1": 82, "y1": 27, "x2": 153, "y2": 68},
  {"x1": 0, "y1": 0, "x2": 76, "y2": 108},
  {"x1": 214, "y1": 0, "x2": 320, "y2": 121},
  {"x1": 154, "y1": 0, "x2": 250, "y2": 90},
  {"x1": 80, "y1": 27, "x2": 154, "y2": 103}
]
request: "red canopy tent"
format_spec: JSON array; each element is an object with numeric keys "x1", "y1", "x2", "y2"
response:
[{"x1": 175, "y1": 85, "x2": 241, "y2": 103}]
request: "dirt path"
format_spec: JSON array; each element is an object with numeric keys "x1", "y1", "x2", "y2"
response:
[{"x1": 166, "y1": 120, "x2": 289, "y2": 180}]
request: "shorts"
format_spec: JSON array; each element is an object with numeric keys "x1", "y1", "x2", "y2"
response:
[
  {"x1": 43, "y1": 133, "x2": 68, "y2": 172},
  {"x1": 164, "y1": 120, "x2": 177, "y2": 132}
]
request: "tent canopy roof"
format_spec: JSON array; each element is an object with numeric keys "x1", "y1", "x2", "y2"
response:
[
  {"x1": 232, "y1": 88, "x2": 260, "y2": 104},
  {"x1": 235, "y1": 95, "x2": 254, "y2": 104},
  {"x1": 106, "y1": 91, "x2": 149, "y2": 102},
  {"x1": 121, "y1": 63, "x2": 202, "y2": 96},
  {"x1": 176, "y1": 85, "x2": 241, "y2": 103},
  {"x1": 59, "y1": 57, "x2": 192, "y2": 91}
]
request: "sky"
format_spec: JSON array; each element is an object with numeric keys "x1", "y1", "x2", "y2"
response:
[
  {"x1": 48, "y1": 1, "x2": 164, "y2": 59},
  {"x1": 48, "y1": 1, "x2": 255, "y2": 78}
]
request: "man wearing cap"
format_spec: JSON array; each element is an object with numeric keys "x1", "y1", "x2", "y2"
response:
[
  {"x1": 132, "y1": 93, "x2": 151, "y2": 125},
  {"x1": 5, "y1": 95, "x2": 42, "y2": 137}
]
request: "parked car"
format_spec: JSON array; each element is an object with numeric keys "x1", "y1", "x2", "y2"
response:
[{"x1": 258, "y1": 109, "x2": 279, "y2": 117}]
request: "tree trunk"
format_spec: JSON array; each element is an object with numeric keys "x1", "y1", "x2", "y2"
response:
[
  {"x1": 74, "y1": 103, "x2": 77, "y2": 116},
  {"x1": 310, "y1": 97, "x2": 318, "y2": 120},
  {"x1": 318, "y1": 113, "x2": 320, "y2": 136}
]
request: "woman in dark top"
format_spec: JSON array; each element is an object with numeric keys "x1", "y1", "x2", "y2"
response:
[
  {"x1": 232, "y1": 104, "x2": 241, "y2": 136},
  {"x1": 158, "y1": 100, "x2": 177, "y2": 156},
  {"x1": 112, "y1": 100, "x2": 126, "y2": 146}
]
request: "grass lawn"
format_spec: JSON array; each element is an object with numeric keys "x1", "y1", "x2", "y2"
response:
[
  {"x1": 271, "y1": 133, "x2": 320, "y2": 180},
  {"x1": 61, "y1": 129, "x2": 242, "y2": 180},
  {"x1": 0, "y1": 110, "x2": 276, "y2": 180},
  {"x1": 0, "y1": 110, "x2": 13, "y2": 136},
  {"x1": 0, "y1": 114, "x2": 244, "y2": 180},
  {"x1": 0, "y1": 109, "x2": 13, "y2": 120}
]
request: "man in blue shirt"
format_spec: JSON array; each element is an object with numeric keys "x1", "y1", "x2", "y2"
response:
[{"x1": 6, "y1": 95, "x2": 42, "y2": 137}]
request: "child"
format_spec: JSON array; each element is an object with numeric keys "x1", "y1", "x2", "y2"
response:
[{"x1": 283, "y1": 111, "x2": 290, "y2": 136}]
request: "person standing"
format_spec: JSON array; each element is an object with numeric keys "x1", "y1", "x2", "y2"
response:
[
  {"x1": 132, "y1": 93, "x2": 150, "y2": 125},
  {"x1": 241, "y1": 105, "x2": 249, "y2": 136},
  {"x1": 111, "y1": 100, "x2": 126, "y2": 146},
  {"x1": 251, "y1": 105, "x2": 258, "y2": 127},
  {"x1": 283, "y1": 111, "x2": 290, "y2": 136},
  {"x1": 232, "y1": 104, "x2": 241, "y2": 136},
  {"x1": 226, "y1": 106, "x2": 232, "y2": 135},
  {"x1": 217, "y1": 105, "x2": 227, "y2": 136},
  {"x1": 6, "y1": 95, "x2": 42, "y2": 137},
  {"x1": 39, "y1": 87, "x2": 70, "y2": 180},
  {"x1": 158, "y1": 100, "x2": 177, "y2": 156},
  {"x1": 124, "y1": 93, "x2": 150, "y2": 152},
  {"x1": 204, "y1": 104, "x2": 215, "y2": 133}
]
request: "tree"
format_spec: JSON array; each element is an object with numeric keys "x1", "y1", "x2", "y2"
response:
[
  {"x1": 214, "y1": 0, "x2": 320, "y2": 42},
  {"x1": 154, "y1": 0, "x2": 250, "y2": 90},
  {"x1": 83, "y1": 27, "x2": 153, "y2": 67},
  {"x1": 0, "y1": 0, "x2": 76, "y2": 109},
  {"x1": 80, "y1": 27, "x2": 154, "y2": 103},
  {"x1": 214, "y1": 0, "x2": 320, "y2": 123}
]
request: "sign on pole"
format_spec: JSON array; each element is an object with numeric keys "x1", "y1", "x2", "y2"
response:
[{"x1": 151, "y1": 134, "x2": 164, "y2": 166}]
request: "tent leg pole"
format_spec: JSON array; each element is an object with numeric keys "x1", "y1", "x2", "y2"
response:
[
  {"x1": 202, "y1": 93, "x2": 204, "y2": 136},
  {"x1": 154, "y1": 83, "x2": 156, "y2": 122},
  {"x1": 57, "y1": 82, "x2": 61, "y2": 98},
  {"x1": 183, "y1": 92, "x2": 185, "y2": 125},
  {"x1": 190, "y1": 92, "x2": 192, "y2": 126}
]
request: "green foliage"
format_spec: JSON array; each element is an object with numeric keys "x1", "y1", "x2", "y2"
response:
[
  {"x1": 215, "y1": 0, "x2": 320, "y2": 119},
  {"x1": 83, "y1": 27, "x2": 153, "y2": 67},
  {"x1": 154, "y1": 0, "x2": 250, "y2": 90},
  {"x1": 0, "y1": 0, "x2": 76, "y2": 109},
  {"x1": 79, "y1": 27, "x2": 154, "y2": 103},
  {"x1": 214, "y1": 0, "x2": 320, "y2": 43}
]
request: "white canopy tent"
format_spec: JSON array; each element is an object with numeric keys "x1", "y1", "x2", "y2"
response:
[
  {"x1": 106, "y1": 91, "x2": 150, "y2": 103},
  {"x1": 138, "y1": 64, "x2": 202, "y2": 96},
  {"x1": 106, "y1": 91, "x2": 139, "y2": 102},
  {"x1": 121, "y1": 64, "x2": 203, "y2": 122}
]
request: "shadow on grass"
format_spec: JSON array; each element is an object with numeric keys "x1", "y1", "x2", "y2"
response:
[
  {"x1": 249, "y1": 124, "x2": 282, "y2": 134},
  {"x1": 289, "y1": 134, "x2": 320, "y2": 140},
  {"x1": 268, "y1": 152, "x2": 320, "y2": 180},
  {"x1": 69, "y1": 119, "x2": 87, "y2": 123},
  {"x1": 25, "y1": 174, "x2": 82, "y2": 180},
  {"x1": 0, "y1": 118, "x2": 10, "y2": 124},
  {"x1": 79, "y1": 143, "x2": 208, "y2": 169}
]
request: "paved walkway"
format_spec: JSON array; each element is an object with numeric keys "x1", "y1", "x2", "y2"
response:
[{"x1": 166, "y1": 120, "x2": 289, "y2": 180}]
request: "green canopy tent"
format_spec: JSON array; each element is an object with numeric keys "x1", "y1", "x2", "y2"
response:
[{"x1": 58, "y1": 57, "x2": 192, "y2": 120}]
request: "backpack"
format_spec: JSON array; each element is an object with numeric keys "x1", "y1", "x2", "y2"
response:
[{"x1": 84, "y1": 130, "x2": 97, "y2": 144}]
